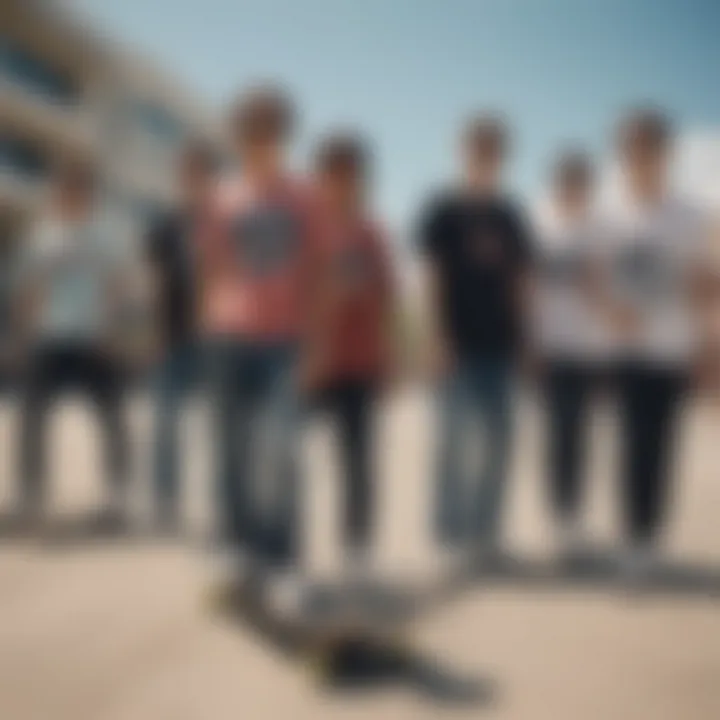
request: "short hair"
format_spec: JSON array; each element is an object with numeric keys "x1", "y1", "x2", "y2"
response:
[
  {"x1": 229, "y1": 83, "x2": 296, "y2": 141},
  {"x1": 314, "y1": 131, "x2": 370, "y2": 178},
  {"x1": 52, "y1": 157, "x2": 98, "y2": 195},
  {"x1": 180, "y1": 139, "x2": 219, "y2": 174},
  {"x1": 552, "y1": 148, "x2": 594, "y2": 190},
  {"x1": 463, "y1": 113, "x2": 510, "y2": 158},
  {"x1": 617, "y1": 106, "x2": 674, "y2": 153}
]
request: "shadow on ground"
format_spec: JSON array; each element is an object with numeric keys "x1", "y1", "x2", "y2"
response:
[{"x1": 210, "y1": 582, "x2": 498, "y2": 708}]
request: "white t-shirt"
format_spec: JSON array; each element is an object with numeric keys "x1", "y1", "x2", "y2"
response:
[
  {"x1": 602, "y1": 194, "x2": 710, "y2": 367},
  {"x1": 16, "y1": 214, "x2": 125, "y2": 341},
  {"x1": 532, "y1": 207, "x2": 612, "y2": 363}
]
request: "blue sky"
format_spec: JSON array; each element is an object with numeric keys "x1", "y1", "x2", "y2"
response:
[{"x1": 74, "y1": 0, "x2": 720, "y2": 226}]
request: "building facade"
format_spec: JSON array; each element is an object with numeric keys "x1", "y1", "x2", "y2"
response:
[
  {"x1": 0, "y1": 0, "x2": 223, "y2": 239},
  {"x1": 0, "y1": 0, "x2": 224, "y2": 355}
]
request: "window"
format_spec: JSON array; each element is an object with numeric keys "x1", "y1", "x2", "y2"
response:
[
  {"x1": 132, "y1": 102, "x2": 185, "y2": 146},
  {"x1": 0, "y1": 135, "x2": 48, "y2": 179},
  {"x1": 107, "y1": 186, "x2": 168, "y2": 233},
  {"x1": 0, "y1": 37, "x2": 79, "y2": 105}
]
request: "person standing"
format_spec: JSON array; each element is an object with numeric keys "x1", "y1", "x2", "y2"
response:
[
  {"x1": 13, "y1": 160, "x2": 131, "y2": 529},
  {"x1": 199, "y1": 85, "x2": 319, "y2": 605},
  {"x1": 533, "y1": 151, "x2": 609, "y2": 562},
  {"x1": 146, "y1": 142, "x2": 217, "y2": 532},
  {"x1": 418, "y1": 115, "x2": 533, "y2": 565},
  {"x1": 310, "y1": 132, "x2": 395, "y2": 584},
  {"x1": 604, "y1": 109, "x2": 714, "y2": 578}
]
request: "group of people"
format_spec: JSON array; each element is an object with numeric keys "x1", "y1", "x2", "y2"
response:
[{"x1": 6, "y1": 84, "x2": 717, "y2": 610}]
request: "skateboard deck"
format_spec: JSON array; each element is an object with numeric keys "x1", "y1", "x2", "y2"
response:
[{"x1": 209, "y1": 570, "x2": 473, "y2": 683}]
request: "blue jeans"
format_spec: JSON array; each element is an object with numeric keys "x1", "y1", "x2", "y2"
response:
[
  {"x1": 435, "y1": 357, "x2": 513, "y2": 548},
  {"x1": 153, "y1": 342, "x2": 203, "y2": 521},
  {"x1": 208, "y1": 339, "x2": 300, "y2": 567}
]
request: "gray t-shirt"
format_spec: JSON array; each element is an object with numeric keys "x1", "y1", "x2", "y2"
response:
[{"x1": 16, "y1": 214, "x2": 126, "y2": 341}]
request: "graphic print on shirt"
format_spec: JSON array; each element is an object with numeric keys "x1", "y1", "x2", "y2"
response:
[
  {"x1": 333, "y1": 241, "x2": 374, "y2": 293},
  {"x1": 231, "y1": 205, "x2": 299, "y2": 278},
  {"x1": 615, "y1": 237, "x2": 677, "y2": 306},
  {"x1": 540, "y1": 246, "x2": 589, "y2": 288},
  {"x1": 466, "y1": 227, "x2": 505, "y2": 268}
]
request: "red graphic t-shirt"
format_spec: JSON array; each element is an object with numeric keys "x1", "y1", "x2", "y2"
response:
[
  {"x1": 198, "y1": 175, "x2": 320, "y2": 341},
  {"x1": 317, "y1": 216, "x2": 394, "y2": 382}
]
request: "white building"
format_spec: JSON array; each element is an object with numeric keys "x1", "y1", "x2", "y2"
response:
[
  {"x1": 0, "y1": 0, "x2": 225, "y2": 352},
  {"x1": 0, "y1": 0, "x2": 224, "y2": 244}
]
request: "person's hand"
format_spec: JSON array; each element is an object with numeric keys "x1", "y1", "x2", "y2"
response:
[
  {"x1": 139, "y1": 337, "x2": 165, "y2": 371},
  {"x1": 426, "y1": 340, "x2": 454, "y2": 382},
  {"x1": 0, "y1": 340, "x2": 24, "y2": 372},
  {"x1": 692, "y1": 346, "x2": 720, "y2": 399},
  {"x1": 518, "y1": 348, "x2": 540, "y2": 384},
  {"x1": 297, "y1": 350, "x2": 326, "y2": 396},
  {"x1": 611, "y1": 305, "x2": 643, "y2": 341},
  {"x1": 377, "y1": 349, "x2": 404, "y2": 394}
]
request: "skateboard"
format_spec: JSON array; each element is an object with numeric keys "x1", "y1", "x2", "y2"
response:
[
  {"x1": 291, "y1": 582, "x2": 415, "y2": 682},
  {"x1": 209, "y1": 569, "x2": 473, "y2": 684}
]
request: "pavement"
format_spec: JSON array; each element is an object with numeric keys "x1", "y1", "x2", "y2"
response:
[{"x1": 0, "y1": 389, "x2": 719, "y2": 719}]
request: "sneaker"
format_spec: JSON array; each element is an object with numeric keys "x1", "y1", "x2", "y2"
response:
[
  {"x1": 432, "y1": 542, "x2": 469, "y2": 581},
  {"x1": 206, "y1": 549, "x2": 259, "y2": 612},
  {"x1": 618, "y1": 544, "x2": 658, "y2": 586},
  {"x1": 473, "y1": 543, "x2": 513, "y2": 576},
  {"x1": 558, "y1": 520, "x2": 593, "y2": 569},
  {"x1": 15, "y1": 504, "x2": 46, "y2": 537},
  {"x1": 266, "y1": 568, "x2": 305, "y2": 618},
  {"x1": 92, "y1": 504, "x2": 129, "y2": 536},
  {"x1": 210, "y1": 547, "x2": 255, "y2": 584},
  {"x1": 154, "y1": 507, "x2": 181, "y2": 538},
  {"x1": 344, "y1": 546, "x2": 373, "y2": 588}
]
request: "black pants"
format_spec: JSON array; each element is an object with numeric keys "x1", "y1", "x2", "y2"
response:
[
  {"x1": 18, "y1": 342, "x2": 129, "y2": 510},
  {"x1": 616, "y1": 362, "x2": 687, "y2": 544},
  {"x1": 313, "y1": 380, "x2": 377, "y2": 553},
  {"x1": 542, "y1": 361, "x2": 598, "y2": 523}
]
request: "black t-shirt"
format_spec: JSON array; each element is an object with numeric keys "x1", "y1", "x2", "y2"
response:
[
  {"x1": 418, "y1": 191, "x2": 533, "y2": 360},
  {"x1": 146, "y1": 212, "x2": 197, "y2": 347}
]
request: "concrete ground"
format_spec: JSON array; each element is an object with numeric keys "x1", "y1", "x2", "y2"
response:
[{"x1": 0, "y1": 389, "x2": 719, "y2": 719}]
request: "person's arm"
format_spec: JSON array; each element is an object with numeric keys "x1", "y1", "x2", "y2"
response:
[
  {"x1": 296, "y1": 195, "x2": 341, "y2": 394},
  {"x1": 686, "y1": 211, "x2": 720, "y2": 396},
  {"x1": 417, "y1": 200, "x2": 453, "y2": 379},
  {"x1": 10, "y1": 224, "x2": 47, "y2": 357},
  {"x1": 371, "y1": 225, "x2": 399, "y2": 386},
  {"x1": 422, "y1": 259, "x2": 453, "y2": 378},
  {"x1": 509, "y1": 207, "x2": 538, "y2": 377},
  {"x1": 141, "y1": 218, "x2": 171, "y2": 362},
  {"x1": 102, "y1": 222, "x2": 139, "y2": 361}
]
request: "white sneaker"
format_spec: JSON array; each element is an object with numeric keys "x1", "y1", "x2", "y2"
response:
[
  {"x1": 558, "y1": 520, "x2": 591, "y2": 564},
  {"x1": 94, "y1": 503, "x2": 129, "y2": 535},
  {"x1": 432, "y1": 543, "x2": 468, "y2": 580},
  {"x1": 267, "y1": 569, "x2": 304, "y2": 618},
  {"x1": 619, "y1": 544, "x2": 658, "y2": 584},
  {"x1": 345, "y1": 547, "x2": 373, "y2": 587},
  {"x1": 16, "y1": 504, "x2": 46, "y2": 536},
  {"x1": 474, "y1": 542, "x2": 505, "y2": 572},
  {"x1": 209, "y1": 548, "x2": 254, "y2": 586}
]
